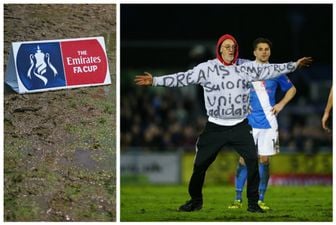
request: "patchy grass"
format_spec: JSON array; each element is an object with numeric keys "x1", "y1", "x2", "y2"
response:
[{"x1": 4, "y1": 87, "x2": 116, "y2": 222}]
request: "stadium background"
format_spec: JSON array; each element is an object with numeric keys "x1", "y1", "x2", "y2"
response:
[{"x1": 121, "y1": 4, "x2": 332, "y2": 186}]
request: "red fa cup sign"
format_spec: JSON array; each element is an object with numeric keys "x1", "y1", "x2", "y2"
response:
[{"x1": 5, "y1": 37, "x2": 111, "y2": 94}]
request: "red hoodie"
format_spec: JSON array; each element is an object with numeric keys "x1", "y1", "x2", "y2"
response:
[{"x1": 216, "y1": 34, "x2": 239, "y2": 66}]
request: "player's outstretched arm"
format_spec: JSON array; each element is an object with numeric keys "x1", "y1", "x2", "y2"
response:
[
  {"x1": 134, "y1": 72, "x2": 153, "y2": 86},
  {"x1": 296, "y1": 57, "x2": 313, "y2": 69}
]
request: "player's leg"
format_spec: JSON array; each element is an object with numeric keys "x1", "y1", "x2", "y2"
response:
[
  {"x1": 179, "y1": 122, "x2": 225, "y2": 212},
  {"x1": 235, "y1": 157, "x2": 247, "y2": 201},
  {"x1": 259, "y1": 155, "x2": 270, "y2": 202},
  {"x1": 258, "y1": 155, "x2": 270, "y2": 210},
  {"x1": 228, "y1": 157, "x2": 246, "y2": 209},
  {"x1": 256, "y1": 125, "x2": 279, "y2": 210},
  {"x1": 230, "y1": 119, "x2": 264, "y2": 213}
]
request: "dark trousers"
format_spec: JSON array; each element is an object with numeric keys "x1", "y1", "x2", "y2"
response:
[{"x1": 189, "y1": 119, "x2": 260, "y2": 206}]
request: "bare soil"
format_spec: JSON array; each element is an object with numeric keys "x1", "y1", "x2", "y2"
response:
[{"x1": 4, "y1": 4, "x2": 116, "y2": 221}]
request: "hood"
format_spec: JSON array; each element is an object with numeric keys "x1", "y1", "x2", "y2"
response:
[{"x1": 216, "y1": 34, "x2": 239, "y2": 65}]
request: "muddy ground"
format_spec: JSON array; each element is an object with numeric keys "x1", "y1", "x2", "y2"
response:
[{"x1": 4, "y1": 4, "x2": 116, "y2": 221}]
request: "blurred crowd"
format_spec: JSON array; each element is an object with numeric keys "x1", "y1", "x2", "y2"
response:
[
  {"x1": 121, "y1": 86, "x2": 204, "y2": 150},
  {"x1": 121, "y1": 76, "x2": 332, "y2": 153}
]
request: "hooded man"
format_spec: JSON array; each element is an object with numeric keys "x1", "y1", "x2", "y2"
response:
[{"x1": 134, "y1": 34, "x2": 311, "y2": 213}]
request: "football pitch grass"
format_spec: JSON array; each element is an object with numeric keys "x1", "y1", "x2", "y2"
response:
[{"x1": 121, "y1": 184, "x2": 332, "y2": 222}]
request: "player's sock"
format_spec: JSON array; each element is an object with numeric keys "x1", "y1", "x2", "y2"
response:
[
  {"x1": 235, "y1": 162, "x2": 247, "y2": 200},
  {"x1": 258, "y1": 162, "x2": 270, "y2": 201}
]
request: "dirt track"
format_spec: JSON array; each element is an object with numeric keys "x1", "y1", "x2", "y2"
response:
[{"x1": 4, "y1": 4, "x2": 116, "y2": 221}]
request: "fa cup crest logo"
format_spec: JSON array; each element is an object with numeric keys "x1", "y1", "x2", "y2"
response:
[{"x1": 27, "y1": 45, "x2": 58, "y2": 85}]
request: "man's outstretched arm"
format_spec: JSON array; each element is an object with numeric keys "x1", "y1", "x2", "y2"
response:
[{"x1": 240, "y1": 57, "x2": 313, "y2": 81}]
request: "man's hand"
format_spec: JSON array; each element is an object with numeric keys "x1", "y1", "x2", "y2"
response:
[
  {"x1": 296, "y1": 57, "x2": 313, "y2": 69},
  {"x1": 134, "y1": 72, "x2": 153, "y2": 86}
]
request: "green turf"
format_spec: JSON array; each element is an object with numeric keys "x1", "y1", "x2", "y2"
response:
[{"x1": 121, "y1": 185, "x2": 332, "y2": 221}]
